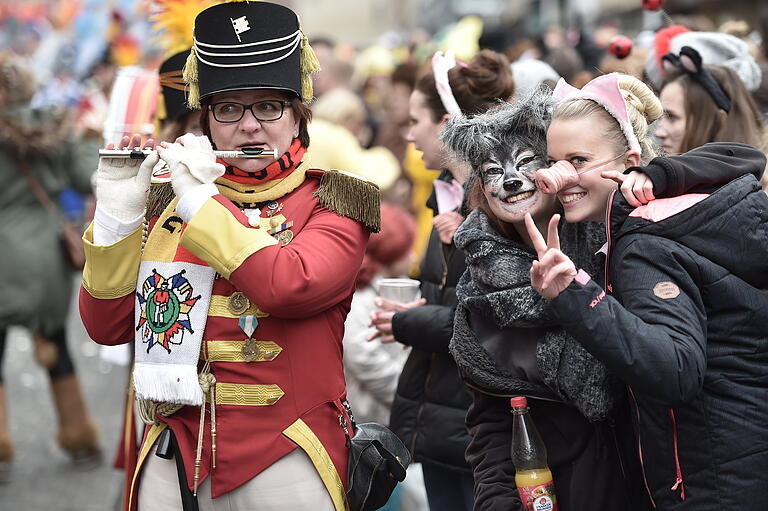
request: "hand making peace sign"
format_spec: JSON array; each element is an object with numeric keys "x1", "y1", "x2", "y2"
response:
[{"x1": 524, "y1": 213, "x2": 578, "y2": 300}]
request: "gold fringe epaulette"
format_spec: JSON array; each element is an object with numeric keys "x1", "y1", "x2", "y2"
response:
[
  {"x1": 146, "y1": 182, "x2": 176, "y2": 220},
  {"x1": 312, "y1": 169, "x2": 381, "y2": 233}
]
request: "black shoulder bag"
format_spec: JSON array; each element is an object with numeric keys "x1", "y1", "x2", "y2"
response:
[{"x1": 341, "y1": 401, "x2": 411, "y2": 511}]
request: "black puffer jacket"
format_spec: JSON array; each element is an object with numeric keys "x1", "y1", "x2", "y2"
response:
[
  {"x1": 551, "y1": 167, "x2": 768, "y2": 510},
  {"x1": 389, "y1": 170, "x2": 472, "y2": 472}
]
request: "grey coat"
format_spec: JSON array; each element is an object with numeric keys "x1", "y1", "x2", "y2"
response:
[{"x1": 0, "y1": 106, "x2": 98, "y2": 334}]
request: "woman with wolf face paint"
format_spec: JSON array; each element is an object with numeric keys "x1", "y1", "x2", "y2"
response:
[
  {"x1": 442, "y1": 91, "x2": 649, "y2": 510},
  {"x1": 368, "y1": 49, "x2": 515, "y2": 511}
]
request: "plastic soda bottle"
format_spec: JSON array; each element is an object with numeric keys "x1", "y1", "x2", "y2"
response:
[{"x1": 511, "y1": 396, "x2": 558, "y2": 511}]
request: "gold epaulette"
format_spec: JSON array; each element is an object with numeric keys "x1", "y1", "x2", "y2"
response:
[{"x1": 309, "y1": 169, "x2": 381, "y2": 233}]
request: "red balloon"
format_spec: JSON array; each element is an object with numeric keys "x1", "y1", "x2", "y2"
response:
[
  {"x1": 609, "y1": 36, "x2": 633, "y2": 59},
  {"x1": 642, "y1": 0, "x2": 664, "y2": 10}
]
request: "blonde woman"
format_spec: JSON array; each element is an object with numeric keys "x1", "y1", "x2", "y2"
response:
[{"x1": 528, "y1": 72, "x2": 768, "y2": 509}]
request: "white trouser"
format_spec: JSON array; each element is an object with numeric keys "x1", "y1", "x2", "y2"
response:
[{"x1": 138, "y1": 445, "x2": 336, "y2": 511}]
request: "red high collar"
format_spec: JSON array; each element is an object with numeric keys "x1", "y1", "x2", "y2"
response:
[{"x1": 218, "y1": 139, "x2": 306, "y2": 185}]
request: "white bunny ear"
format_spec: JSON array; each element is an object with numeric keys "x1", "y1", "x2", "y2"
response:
[
  {"x1": 431, "y1": 51, "x2": 462, "y2": 117},
  {"x1": 679, "y1": 54, "x2": 698, "y2": 74}
]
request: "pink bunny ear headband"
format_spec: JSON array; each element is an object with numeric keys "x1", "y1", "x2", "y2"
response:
[
  {"x1": 432, "y1": 50, "x2": 465, "y2": 117},
  {"x1": 552, "y1": 73, "x2": 642, "y2": 154}
]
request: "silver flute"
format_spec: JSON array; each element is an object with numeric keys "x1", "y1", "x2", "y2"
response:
[{"x1": 99, "y1": 147, "x2": 279, "y2": 159}]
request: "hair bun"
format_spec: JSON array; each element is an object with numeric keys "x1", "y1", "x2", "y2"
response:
[
  {"x1": 462, "y1": 49, "x2": 514, "y2": 101},
  {"x1": 618, "y1": 77, "x2": 663, "y2": 123}
]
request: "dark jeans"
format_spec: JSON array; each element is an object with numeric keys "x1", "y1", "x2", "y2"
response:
[
  {"x1": 0, "y1": 328, "x2": 75, "y2": 382},
  {"x1": 422, "y1": 463, "x2": 474, "y2": 511}
]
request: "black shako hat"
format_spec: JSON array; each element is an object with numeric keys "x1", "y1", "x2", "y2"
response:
[
  {"x1": 183, "y1": 1, "x2": 320, "y2": 108},
  {"x1": 158, "y1": 49, "x2": 191, "y2": 122}
]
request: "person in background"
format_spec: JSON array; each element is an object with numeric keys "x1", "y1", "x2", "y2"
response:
[
  {"x1": 157, "y1": 50, "x2": 204, "y2": 142},
  {"x1": 654, "y1": 47, "x2": 767, "y2": 191},
  {"x1": 344, "y1": 203, "x2": 418, "y2": 425},
  {"x1": 313, "y1": 88, "x2": 371, "y2": 147},
  {"x1": 644, "y1": 26, "x2": 762, "y2": 94},
  {"x1": 655, "y1": 48, "x2": 764, "y2": 156},
  {"x1": 0, "y1": 52, "x2": 102, "y2": 480},
  {"x1": 343, "y1": 202, "x2": 421, "y2": 511},
  {"x1": 310, "y1": 37, "x2": 355, "y2": 100},
  {"x1": 370, "y1": 48, "x2": 514, "y2": 511}
]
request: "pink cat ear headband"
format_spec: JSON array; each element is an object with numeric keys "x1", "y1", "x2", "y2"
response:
[
  {"x1": 533, "y1": 74, "x2": 640, "y2": 194},
  {"x1": 552, "y1": 73, "x2": 642, "y2": 154}
]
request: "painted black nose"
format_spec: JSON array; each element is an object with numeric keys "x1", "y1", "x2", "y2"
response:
[{"x1": 503, "y1": 179, "x2": 523, "y2": 192}]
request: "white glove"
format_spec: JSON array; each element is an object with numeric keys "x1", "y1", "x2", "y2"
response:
[
  {"x1": 157, "y1": 134, "x2": 225, "y2": 200},
  {"x1": 95, "y1": 149, "x2": 157, "y2": 221}
]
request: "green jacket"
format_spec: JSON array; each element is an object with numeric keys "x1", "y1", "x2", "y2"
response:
[{"x1": 0, "y1": 106, "x2": 98, "y2": 334}]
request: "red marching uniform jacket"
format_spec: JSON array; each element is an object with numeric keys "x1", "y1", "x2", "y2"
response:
[{"x1": 79, "y1": 170, "x2": 376, "y2": 510}]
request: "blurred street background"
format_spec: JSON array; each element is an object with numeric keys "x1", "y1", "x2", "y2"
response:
[{"x1": 0, "y1": 279, "x2": 128, "y2": 510}]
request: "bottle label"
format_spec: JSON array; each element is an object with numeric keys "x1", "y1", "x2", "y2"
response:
[{"x1": 517, "y1": 482, "x2": 558, "y2": 511}]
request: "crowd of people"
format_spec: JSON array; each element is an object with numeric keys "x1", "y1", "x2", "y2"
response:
[{"x1": 1, "y1": 0, "x2": 768, "y2": 510}]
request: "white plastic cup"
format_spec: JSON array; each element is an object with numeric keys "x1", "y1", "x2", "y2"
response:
[{"x1": 378, "y1": 278, "x2": 422, "y2": 304}]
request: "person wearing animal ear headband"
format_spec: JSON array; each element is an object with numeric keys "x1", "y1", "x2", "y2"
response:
[
  {"x1": 79, "y1": 2, "x2": 381, "y2": 510},
  {"x1": 527, "y1": 70, "x2": 768, "y2": 509},
  {"x1": 655, "y1": 46, "x2": 765, "y2": 157}
]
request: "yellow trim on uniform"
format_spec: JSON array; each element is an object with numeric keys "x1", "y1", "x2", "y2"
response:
[
  {"x1": 208, "y1": 295, "x2": 270, "y2": 319},
  {"x1": 201, "y1": 340, "x2": 282, "y2": 362},
  {"x1": 180, "y1": 198, "x2": 278, "y2": 279},
  {"x1": 128, "y1": 422, "x2": 167, "y2": 511},
  {"x1": 283, "y1": 418, "x2": 349, "y2": 511},
  {"x1": 205, "y1": 383, "x2": 285, "y2": 406},
  {"x1": 82, "y1": 222, "x2": 143, "y2": 299},
  {"x1": 141, "y1": 198, "x2": 183, "y2": 263},
  {"x1": 215, "y1": 166, "x2": 307, "y2": 204}
]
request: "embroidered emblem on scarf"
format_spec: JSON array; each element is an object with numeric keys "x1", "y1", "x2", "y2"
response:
[{"x1": 136, "y1": 269, "x2": 200, "y2": 354}]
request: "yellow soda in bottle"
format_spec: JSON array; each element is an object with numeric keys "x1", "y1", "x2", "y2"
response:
[{"x1": 511, "y1": 396, "x2": 558, "y2": 511}]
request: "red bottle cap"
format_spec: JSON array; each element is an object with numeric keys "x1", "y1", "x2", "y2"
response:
[{"x1": 510, "y1": 396, "x2": 527, "y2": 408}]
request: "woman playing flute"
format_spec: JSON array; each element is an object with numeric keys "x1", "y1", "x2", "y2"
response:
[{"x1": 79, "y1": 2, "x2": 380, "y2": 510}]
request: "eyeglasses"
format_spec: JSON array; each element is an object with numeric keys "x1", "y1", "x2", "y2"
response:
[{"x1": 210, "y1": 100, "x2": 293, "y2": 123}]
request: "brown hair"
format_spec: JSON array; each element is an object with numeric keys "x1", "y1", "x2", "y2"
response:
[
  {"x1": 200, "y1": 92, "x2": 312, "y2": 148},
  {"x1": 662, "y1": 65, "x2": 765, "y2": 153},
  {"x1": 415, "y1": 49, "x2": 515, "y2": 122}
]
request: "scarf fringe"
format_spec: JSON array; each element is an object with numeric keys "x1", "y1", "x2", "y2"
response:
[
  {"x1": 134, "y1": 362, "x2": 204, "y2": 406},
  {"x1": 146, "y1": 182, "x2": 176, "y2": 220},
  {"x1": 313, "y1": 170, "x2": 381, "y2": 232}
]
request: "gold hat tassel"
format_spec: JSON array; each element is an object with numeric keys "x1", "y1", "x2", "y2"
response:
[
  {"x1": 183, "y1": 46, "x2": 201, "y2": 109},
  {"x1": 299, "y1": 31, "x2": 321, "y2": 102}
]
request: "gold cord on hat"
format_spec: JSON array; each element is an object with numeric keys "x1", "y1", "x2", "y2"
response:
[{"x1": 183, "y1": 49, "x2": 200, "y2": 109}]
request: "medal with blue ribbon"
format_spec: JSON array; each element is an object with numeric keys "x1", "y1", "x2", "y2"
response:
[{"x1": 239, "y1": 315, "x2": 260, "y2": 361}]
